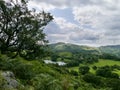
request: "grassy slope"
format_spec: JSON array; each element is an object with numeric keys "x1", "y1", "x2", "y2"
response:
[
  {"x1": 90, "y1": 59, "x2": 120, "y2": 74},
  {"x1": 0, "y1": 54, "x2": 118, "y2": 90},
  {"x1": 49, "y1": 42, "x2": 99, "y2": 53},
  {"x1": 91, "y1": 59, "x2": 120, "y2": 66},
  {"x1": 70, "y1": 59, "x2": 120, "y2": 75}
]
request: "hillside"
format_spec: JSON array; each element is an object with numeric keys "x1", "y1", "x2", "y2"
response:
[
  {"x1": 99, "y1": 45, "x2": 120, "y2": 58},
  {"x1": 49, "y1": 42, "x2": 120, "y2": 59},
  {"x1": 1, "y1": 43, "x2": 120, "y2": 90},
  {"x1": 0, "y1": 53, "x2": 110, "y2": 90},
  {"x1": 49, "y1": 42, "x2": 100, "y2": 54}
]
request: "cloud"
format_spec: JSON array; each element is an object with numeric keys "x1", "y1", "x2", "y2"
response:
[
  {"x1": 28, "y1": 1, "x2": 56, "y2": 11},
  {"x1": 44, "y1": 17, "x2": 79, "y2": 43},
  {"x1": 54, "y1": 17, "x2": 78, "y2": 30},
  {"x1": 44, "y1": 17, "x2": 78, "y2": 35},
  {"x1": 28, "y1": 0, "x2": 120, "y2": 46},
  {"x1": 44, "y1": 17, "x2": 102, "y2": 46},
  {"x1": 69, "y1": 30, "x2": 101, "y2": 41},
  {"x1": 71, "y1": 0, "x2": 120, "y2": 46},
  {"x1": 72, "y1": 5, "x2": 102, "y2": 28}
]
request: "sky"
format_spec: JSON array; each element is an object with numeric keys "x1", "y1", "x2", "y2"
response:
[{"x1": 27, "y1": 0, "x2": 120, "y2": 46}]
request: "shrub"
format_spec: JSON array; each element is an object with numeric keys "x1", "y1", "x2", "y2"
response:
[
  {"x1": 70, "y1": 70, "x2": 78, "y2": 76},
  {"x1": 31, "y1": 74, "x2": 62, "y2": 90},
  {"x1": 79, "y1": 66, "x2": 90, "y2": 75},
  {"x1": 13, "y1": 63, "x2": 34, "y2": 80},
  {"x1": 83, "y1": 73, "x2": 101, "y2": 86}
]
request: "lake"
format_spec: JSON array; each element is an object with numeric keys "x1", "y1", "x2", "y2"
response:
[{"x1": 44, "y1": 60, "x2": 66, "y2": 66}]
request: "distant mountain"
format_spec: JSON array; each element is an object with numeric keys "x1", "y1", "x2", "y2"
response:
[
  {"x1": 49, "y1": 42, "x2": 120, "y2": 58},
  {"x1": 99, "y1": 45, "x2": 120, "y2": 58},
  {"x1": 49, "y1": 42, "x2": 100, "y2": 55},
  {"x1": 100, "y1": 45, "x2": 120, "y2": 49}
]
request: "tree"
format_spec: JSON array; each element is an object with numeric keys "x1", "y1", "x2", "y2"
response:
[
  {"x1": 83, "y1": 73, "x2": 101, "y2": 86},
  {"x1": 0, "y1": 0, "x2": 53, "y2": 59},
  {"x1": 106, "y1": 79, "x2": 120, "y2": 90},
  {"x1": 79, "y1": 65, "x2": 90, "y2": 75},
  {"x1": 96, "y1": 66, "x2": 119, "y2": 79},
  {"x1": 70, "y1": 70, "x2": 78, "y2": 76},
  {"x1": 92, "y1": 66, "x2": 97, "y2": 70}
]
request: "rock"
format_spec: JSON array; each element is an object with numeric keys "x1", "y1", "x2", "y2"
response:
[
  {"x1": 0, "y1": 71, "x2": 23, "y2": 89},
  {"x1": 2, "y1": 71, "x2": 14, "y2": 78}
]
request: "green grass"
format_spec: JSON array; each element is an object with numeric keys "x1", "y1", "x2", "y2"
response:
[
  {"x1": 113, "y1": 69, "x2": 120, "y2": 75},
  {"x1": 69, "y1": 59, "x2": 120, "y2": 74},
  {"x1": 90, "y1": 59, "x2": 120, "y2": 67},
  {"x1": 89, "y1": 59, "x2": 120, "y2": 74}
]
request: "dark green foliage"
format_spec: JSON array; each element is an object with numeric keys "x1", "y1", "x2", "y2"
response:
[
  {"x1": 92, "y1": 66, "x2": 97, "y2": 70},
  {"x1": 111, "y1": 64, "x2": 120, "y2": 70},
  {"x1": 66, "y1": 61, "x2": 79, "y2": 67},
  {"x1": 70, "y1": 70, "x2": 78, "y2": 76},
  {"x1": 72, "y1": 53, "x2": 99, "y2": 64},
  {"x1": 51, "y1": 52, "x2": 59, "y2": 61},
  {"x1": 79, "y1": 66, "x2": 90, "y2": 75},
  {"x1": 13, "y1": 63, "x2": 34, "y2": 80},
  {"x1": 83, "y1": 73, "x2": 101, "y2": 86},
  {"x1": 100, "y1": 53, "x2": 120, "y2": 60},
  {"x1": 0, "y1": 54, "x2": 14, "y2": 70},
  {"x1": 110, "y1": 73, "x2": 119, "y2": 79},
  {"x1": 106, "y1": 79, "x2": 120, "y2": 90},
  {"x1": 0, "y1": 0, "x2": 53, "y2": 59},
  {"x1": 96, "y1": 66, "x2": 119, "y2": 79}
]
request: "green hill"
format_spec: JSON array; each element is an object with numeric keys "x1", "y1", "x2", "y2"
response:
[
  {"x1": 99, "y1": 45, "x2": 120, "y2": 58},
  {"x1": 49, "y1": 42, "x2": 120, "y2": 60},
  {"x1": 49, "y1": 42, "x2": 100, "y2": 54}
]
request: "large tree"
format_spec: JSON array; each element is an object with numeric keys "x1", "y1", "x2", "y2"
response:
[{"x1": 0, "y1": 0, "x2": 53, "y2": 59}]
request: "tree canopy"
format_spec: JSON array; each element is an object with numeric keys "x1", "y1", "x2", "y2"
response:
[{"x1": 0, "y1": 0, "x2": 53, "y2": 59}]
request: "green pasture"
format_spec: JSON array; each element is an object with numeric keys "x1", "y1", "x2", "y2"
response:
[{"x1": 69, "y1": 59, "x2": 120, "y2": 75}]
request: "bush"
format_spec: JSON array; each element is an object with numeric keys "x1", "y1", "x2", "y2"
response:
[
  {"x1": 70, "y1": 70, "x2": 78, "y2": 76},
  {"x1": 0, "y1": 55, "x2": 35, "y2": 82},
  {"x1": 31, "y1": 74, "x2": 62, "y2": 90},
  {"x1": 96, "y1": 66, "x2": 119, "y2": 79},
  {"x1": 106, "y1": 79, "x2": 120, "y2": 90},
  {"x1": 13, "y1": 63, "x2": 34, "y2": 80},
  {"x1": 83, "y1": 73, "x2": 101, "y2": 86},
  {"x1": 92, "y1": 66, "x2": 97, "y2": 70},
  {"x1": 79, "y1": 66, "x2": 90, "y2": 75}
]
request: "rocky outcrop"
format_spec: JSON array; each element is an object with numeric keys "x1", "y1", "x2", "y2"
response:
[{"x1": 0, "y1": 71, "x2": 23, "y2": 89}]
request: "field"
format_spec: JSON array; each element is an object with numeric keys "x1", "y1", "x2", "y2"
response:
[
  {"x1": 70, "y1": 59, "x2": 120, "y2": 75},
  {"x1": 91, "y1": 59, "x2": 120, "y2": 66}
]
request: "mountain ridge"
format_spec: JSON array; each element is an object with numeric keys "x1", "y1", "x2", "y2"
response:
[{"x1": 49, "y1": 42, "x2": 120, "y2": 58}]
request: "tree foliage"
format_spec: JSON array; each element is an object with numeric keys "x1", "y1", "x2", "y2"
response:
[
  {"x1": 83, "y1": 73, "x2": 101, "y2": 86},
  {"x1": 0, "y1": 0, "x2": 53, "y2": 59},
  {"x1": 79, "y1": 65, "x2": 90, "y2": 75},
  {"x1": 96, "y1": 66, "x2": 119, "y2": 79}
]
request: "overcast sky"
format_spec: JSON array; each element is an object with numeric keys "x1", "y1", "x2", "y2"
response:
[{"x1": 28, "y1": 0, "x2": 120, "y2": 46}]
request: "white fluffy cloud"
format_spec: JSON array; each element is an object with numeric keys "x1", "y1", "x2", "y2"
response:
[
  {"x1": 28, "y1": 0, "x2": 120, "y2": 46},
  {"x1": 28, "y1": 1, "x2": 56, "y2": 11},
  {"x1": 54, "y1": 17, "x2": 78, "y2": 30}
]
